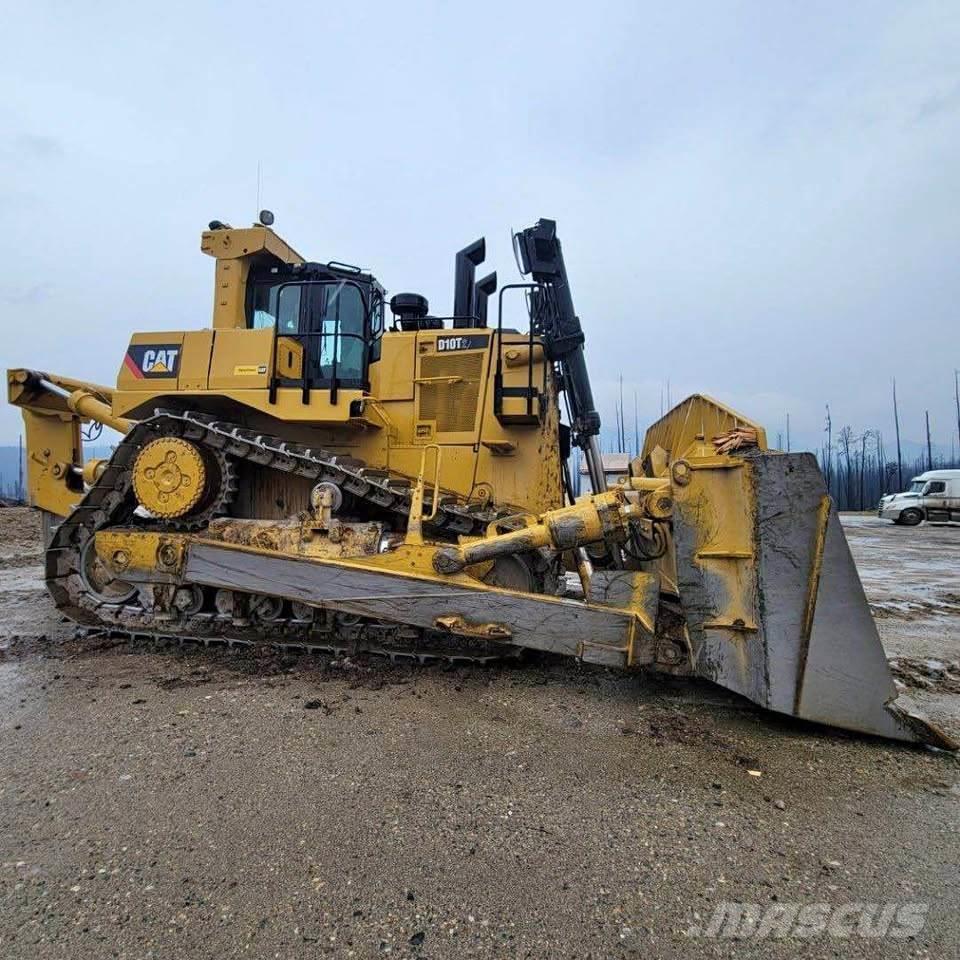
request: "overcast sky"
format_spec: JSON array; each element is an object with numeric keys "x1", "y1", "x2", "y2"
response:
[{"x1": 2, "y1": 1, "x2": 958, "y2": 455}]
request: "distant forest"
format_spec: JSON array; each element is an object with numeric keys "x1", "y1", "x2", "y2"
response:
[
  {"x1": 0, "y1": 443, "x2": 114, "y2": 503},
  {"x1": 581, "y1": 372, "x2": 960, "y2": 511}
]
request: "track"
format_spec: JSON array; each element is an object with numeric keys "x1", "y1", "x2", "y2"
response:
[{"x1": 45, "y1": 409, "x2": 518, "y2": 662}]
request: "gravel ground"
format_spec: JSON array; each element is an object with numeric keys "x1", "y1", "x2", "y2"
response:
[{"x1": 0, "y1": 507, "x2": 958, "y2": 959}]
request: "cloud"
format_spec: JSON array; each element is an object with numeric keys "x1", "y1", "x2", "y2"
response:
[
  {"x1": 16, "y1": 134, "x2": 64, "y2": 158},
  {"x1": 2, "y1": 282, "x2": 53, "y2": 305},
  {"x1": 913, "y1": 82, "x2": 960, "y2": 123}
]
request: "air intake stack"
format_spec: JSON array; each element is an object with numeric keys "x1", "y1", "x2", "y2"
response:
[
  {"x1": 390, "y1": 293, "x2": 442, "y2": 331},
  {"x1": 473, "y1": 271, "x2": 497, "y2": 327}
]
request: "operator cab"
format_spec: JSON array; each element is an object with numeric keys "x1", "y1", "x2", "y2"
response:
[{"x1": 245, "y1": 261, "x2": 386, "y2": 392}]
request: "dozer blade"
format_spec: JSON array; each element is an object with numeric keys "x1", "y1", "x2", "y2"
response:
[{"x1": 670, "y1": 450, "x2": 956, "y2": 749}]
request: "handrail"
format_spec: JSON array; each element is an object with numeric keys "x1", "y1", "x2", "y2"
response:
[
  {"x1": 405, "y1": 444, "x2": 443, "y2": 546},
  {"x1": 493, "y1": 283, "x2": 543, "y2": 422},
  {"x1": 265, "y1": 278, "x2": 370, "y2": 406},
  {"x1": 495, "y1": 283, "x2": 539, "y2": 381}
]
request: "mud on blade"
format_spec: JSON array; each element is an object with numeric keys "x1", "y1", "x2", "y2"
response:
[{"x1": 671, "y1": 451, "x2": 955, "y2": 749}]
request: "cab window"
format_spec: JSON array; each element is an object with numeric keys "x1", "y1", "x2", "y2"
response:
[
  {"x1": 369, "y1": 290, "x2": 384, "y2": 362},
  {"x1": 252, "y1": 283, "x2": 300, "y2": 333},
  {"x1": 249, "y1": 279, "x2": 368, "y2": 384}
]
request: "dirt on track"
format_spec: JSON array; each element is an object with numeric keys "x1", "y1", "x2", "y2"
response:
[{"x1": 0, "y1": 507, "x2": 958, "y2": 959}]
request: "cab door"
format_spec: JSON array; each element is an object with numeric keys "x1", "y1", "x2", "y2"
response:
[
  {"x1": 922, "y1": 480, "x2": 949, "y2": 522},
  {"x1": 947, "y1": 481, "x2": 960, "y2": 522}
]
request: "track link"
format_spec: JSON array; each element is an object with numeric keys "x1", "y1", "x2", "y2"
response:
[{"x1": 47, "y1": 410, "x2": 516, "y2": 662}]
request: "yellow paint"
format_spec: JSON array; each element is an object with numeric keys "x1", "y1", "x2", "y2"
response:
[
  {"x1": 208, "y1": 327, "x2": 273, "y2": 390},
  {"x1": 643, "y1": 394, "x2": 767, "y2": 466},
  {"x1": 405, "y1": 445, "x2": 443, "y2": 546},
  {"x1": 82, "y1": 458, "x2": 108, "y2": 486},
  {"x1": 7, "y1": 369, "x2": 129, "y2": 517},
  {"x1": 100, "y1": 221, "x2": 565, "y2": 514},
  {"x1": 273, "y1": 337, "x2": 303, "y2": 379},
  {"x1": 671, "y1": 452, "x2": 759, "y2": 641},
  {"x1": 65, "y1": 390, "x2": 133, "y2": 434},
  {"x1": 10, "y1": 220, "x2": 587, "y2": 528},
  {"x1": 16, "y1": 408, "x2": 83, "y2": 516},
  {"x1": 178, "y1": 330, "x2": 214, "y2": 391},
  {"x1": 108, "y1": 305, "x2": 564, "y2": 517},
  {"x1": 96, "y1": 530, "x2": 185, "y2": 577},
  {"x1": 200, "y1": 224, "x2": 303, "y2": 329},
  {"x1": 132, "y1": 438, "x2": 207, "y2": 518}
]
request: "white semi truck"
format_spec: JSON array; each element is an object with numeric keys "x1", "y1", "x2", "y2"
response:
[{"x1": 878, "y1": 469, "x2": 960, "y2": 525}]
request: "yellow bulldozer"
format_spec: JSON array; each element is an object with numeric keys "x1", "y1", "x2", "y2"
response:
[{"x1": 8, "y1": 214, "x2": 954, "y2": 749}]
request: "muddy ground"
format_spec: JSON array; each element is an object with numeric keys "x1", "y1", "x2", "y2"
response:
[{"x1": 0, "y1": 507, "x2": 957, "y2": 959}]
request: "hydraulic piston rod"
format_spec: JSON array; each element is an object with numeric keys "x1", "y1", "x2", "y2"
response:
[{"x1": 432, "y1": 490, "x2": 638, "y2": 575}]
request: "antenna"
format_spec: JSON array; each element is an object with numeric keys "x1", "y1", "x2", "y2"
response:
[{"x1": 256, "y1": 160, "x2": 262, "y2": 218}]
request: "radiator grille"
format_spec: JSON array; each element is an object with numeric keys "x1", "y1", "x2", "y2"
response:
[{"x1": 418, "y1": 353, "x2": 483, "y2": 433}]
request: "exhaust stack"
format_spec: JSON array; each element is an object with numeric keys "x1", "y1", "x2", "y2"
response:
[{"x1": 452, "y1": 238, "x2": 485, "y2": 328}]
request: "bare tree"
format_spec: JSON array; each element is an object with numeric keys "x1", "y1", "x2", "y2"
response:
[
  {"x1": 824, "y1": 404, "x2": 832, "y2": 490},
  {"x1": 955, "y1": 369, "x2": 960, "y2": 455},
  {"x1": 857, "y1": 430, "x2": 870, "y2": 510},
  {"x1": 859, "y1": 430, "x2": 881, "y2": 509},
  {"x1": 925, "y1": 410, "x2": 933, "y2": 471},
  {"x1": 617, "y1": 374, "x2": 626, "y2": 452},
  {"x1": 839, "y1": 426, "x2": 856, "y2": 509},
  {"x1": 875, "y1": 431, "x2": 885, "y2": 496},
  {"x1": 892, "y1": 379, "x2": 903, "y2": 490}
]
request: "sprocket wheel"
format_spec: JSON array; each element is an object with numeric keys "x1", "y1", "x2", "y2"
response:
[{"x1": 167, "y1": 447, "x2": 238, "y2": 531}]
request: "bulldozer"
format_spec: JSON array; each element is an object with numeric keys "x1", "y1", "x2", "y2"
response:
[{"x1": 7, "y1": 213, "x2": 954, "y2": 749}]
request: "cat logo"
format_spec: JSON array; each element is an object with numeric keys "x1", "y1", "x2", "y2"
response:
[
  {"x1": 143, "y1": 350, "x2": 174, "y2": 373},
  {"x1": 124, "y1": 343, "x2": 182, "y2": 379}
]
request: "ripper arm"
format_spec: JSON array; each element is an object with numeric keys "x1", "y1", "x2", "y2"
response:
[{"x1": 7, "y1": 368, "x2": 134, "y2": 516}]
